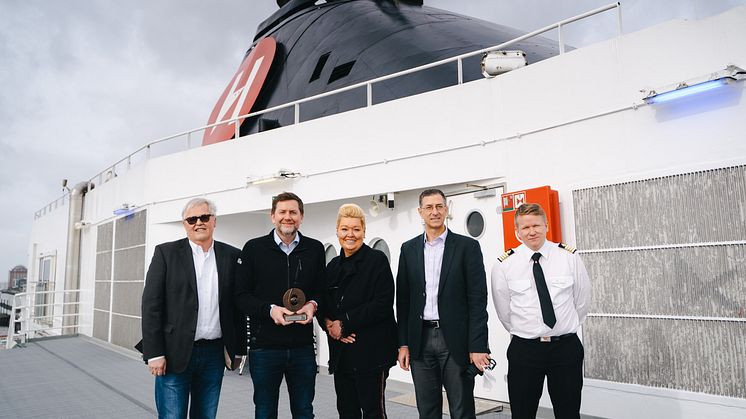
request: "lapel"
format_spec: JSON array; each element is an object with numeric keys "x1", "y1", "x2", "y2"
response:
[
  {"x1": 438, "y1": 229, "x2": 456, "y2": 295},
  {"x1": 214, "y1": 241, "x2": 227, "y2": 305},
  {"x1": 415, "y1": 233, "x2": 426, "y2": 289},
  {"x1": 179, "y1": 238, "x2": 198, "y2": 295}
]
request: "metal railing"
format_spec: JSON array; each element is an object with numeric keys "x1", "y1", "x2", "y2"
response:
[
  {"x1": 4, "y1": 289, "x2": 89, "y2": 349},
  {"x1": 34, "y1": 2, "x2": 621, "y2": 218}
]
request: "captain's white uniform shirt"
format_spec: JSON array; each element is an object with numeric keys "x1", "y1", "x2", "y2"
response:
[{"x1": 491, "y1": 240, "x2": 591, "y2": 339}]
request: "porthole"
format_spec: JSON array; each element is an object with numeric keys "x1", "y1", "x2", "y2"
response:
[
  {"x1": 324, "y1": 243, "x2": 337, "y2": 265},
  {"x1": 465, "y1": 210, "x2": 485, "y2": 238},
  {"x1": 369, "y1": 238, "x2": 391, "y2": 261}
]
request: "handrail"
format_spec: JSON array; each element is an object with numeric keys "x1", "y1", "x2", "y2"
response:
[
  {"x1": 5, "y1": 289, "x2": 90, "y2": 349},
  {"x1": 33, "y1": 3, "x2": 621, "y2": 217}
]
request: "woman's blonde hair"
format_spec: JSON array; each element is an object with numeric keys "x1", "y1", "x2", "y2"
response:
[{"x1": 336, "y1": 203, "x2": 366, "y2": 230}]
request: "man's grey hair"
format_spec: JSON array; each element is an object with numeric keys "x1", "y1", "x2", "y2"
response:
[{"x1": 182, "y1": 198, "x2": 217, "y2": 219}]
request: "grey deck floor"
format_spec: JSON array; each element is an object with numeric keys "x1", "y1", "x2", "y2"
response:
[{"x1": 0, "y1": 336, "x2": 512, "y2": 418}]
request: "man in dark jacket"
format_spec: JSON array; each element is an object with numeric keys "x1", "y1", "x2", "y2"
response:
[
  {"x1": 140, "y1": 198, "x2": 244, "y2": 419},
  {"x1": 235, "y1": 192, "x2": 326, "y2": 419},
  {"x1": 396, "y1": 189, "x2": 491, "y2": 419}
]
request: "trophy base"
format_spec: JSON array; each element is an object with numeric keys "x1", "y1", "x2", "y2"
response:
[{"x1": 284, "y1": 313, "x2": 307, "y2": 322}]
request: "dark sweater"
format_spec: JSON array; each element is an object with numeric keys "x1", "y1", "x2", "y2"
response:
[
  {"x1": 235, "y1": 230, "x2": 326, "y2": 349},
  {"x1": 321, "y1": 244, "x2": 398, "y2": 374}
]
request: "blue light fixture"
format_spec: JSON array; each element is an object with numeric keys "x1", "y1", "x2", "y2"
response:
[
  {"x1": 644, "y1": 65, "x2": 744, "y2": 105},
  {"x1": 113, "y1": 203, "x2": 135, "y2": 216}
]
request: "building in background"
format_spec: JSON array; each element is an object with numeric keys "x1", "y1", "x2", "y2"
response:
[{"x1": 7, "y1": 266, "x2": 27, "y2": 290}]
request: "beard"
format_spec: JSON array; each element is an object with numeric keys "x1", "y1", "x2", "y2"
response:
[{"x1": 278, "y1": 224, "x2": 298, "y2": 236}]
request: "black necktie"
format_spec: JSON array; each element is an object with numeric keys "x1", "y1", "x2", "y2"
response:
[{"x1": 532, "y1": 252, "x2": 556, "y2": 328}]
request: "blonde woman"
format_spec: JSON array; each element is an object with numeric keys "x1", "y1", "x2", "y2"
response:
[{"x1": 321, "y1": 203, "x2": 397, "y2": 418}]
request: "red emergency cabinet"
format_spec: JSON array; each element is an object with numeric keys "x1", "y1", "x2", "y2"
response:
[{"x1": 500, "y1": 186, "x2": 562, "y2": 251}]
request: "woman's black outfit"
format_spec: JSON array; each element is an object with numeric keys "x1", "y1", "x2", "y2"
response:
[{"x1": 322, "y1": 244, "x2": 398, "y2": 419}]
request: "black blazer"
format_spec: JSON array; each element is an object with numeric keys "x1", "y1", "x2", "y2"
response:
[
  {"x1": 396, "y1": 229, "x2": 489, "y2": 366},
  {"x1": 139, "y1": 238, "x2": 245, "y2": 374},
  {"x1": 321, "y1": 244, "x2": 398, "y2": 374}
]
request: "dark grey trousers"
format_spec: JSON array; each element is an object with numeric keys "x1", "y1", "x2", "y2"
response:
[{"x1": 410, "y1": 327, "x2": 476, "y2": 419}]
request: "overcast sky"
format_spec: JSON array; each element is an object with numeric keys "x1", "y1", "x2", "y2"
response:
[{"x1": 1, "y1": 0, "x2": 743, "y2": 285}]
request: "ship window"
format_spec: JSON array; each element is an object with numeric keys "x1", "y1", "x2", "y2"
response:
[
  {"x1": 309, "y1": 52, "x2": 331, "y2": 83},
  {"x1": 369, "y1": 238, "x2": 391, "y2": 261},
  {"x1": 324, "y1": 243, "x2": 337, "y2": 265},
  {"x1": 259, "y1": 118, "x2": 280, "y2": 132},
  {"x1": 465, "y1": 210, "x2": 485, "y2": 238},
  {"x1": 328, "y1": 60, "x2": 356, "y2": 84}
]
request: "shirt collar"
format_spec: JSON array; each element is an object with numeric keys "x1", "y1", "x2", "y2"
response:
[
  {"x1": 188, "y1": 239, "x2": 214, "y2": 255},
  {"x1": 273, "y1": 229, "x2": 300, "y2": 247},
  {"x1": 423, "y1": 228, "x2": 448, "y2": 245},
  {"x1": 520, "y1": 239, "x2": 553, "y2": 261}
]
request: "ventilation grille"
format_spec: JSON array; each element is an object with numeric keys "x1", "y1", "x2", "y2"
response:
[
  {"x1": 574, "y1": 166, "x2": 746, "y2": 249},
  {"x1": 309, "y1": 52, "x2": 330, "y2": 83},
  {"x1": 572, "y1": 164, "x2": 746, "y2": 399},
  {"x1": 328, "y1": 60, "x2": 356, "y2": 84}
]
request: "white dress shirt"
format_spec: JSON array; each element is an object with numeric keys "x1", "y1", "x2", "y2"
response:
[
  {"x1": 423, "y1": 229, "x2": 447, "y2": 320},
  {"x1": 491, "y1": 240, "x2": 591, "y2": 339},
  {"x1": 274, "y1": 229, "x2": 300, "y2": 255},
  {"x1": 189, "y1": 240, "x2": 222, "y2": 341}
]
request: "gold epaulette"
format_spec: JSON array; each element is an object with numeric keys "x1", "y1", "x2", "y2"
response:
[
  {"x1": 498, "y1": 248, "x2": 515, "y2": 262},
  {"x1": 558, "y1": 243, "x2": 577, "y2": 254}
]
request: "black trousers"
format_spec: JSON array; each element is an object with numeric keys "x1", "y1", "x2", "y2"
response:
[
  {"x1": 507, "y1": 334, "x2": 584, "y2": 419},
  {"x1": 410, "y1": 327, "x2": 475, "y2": 419},
  {"x1": 333, "y1": 368, "x2": 389, "y2": 419}
]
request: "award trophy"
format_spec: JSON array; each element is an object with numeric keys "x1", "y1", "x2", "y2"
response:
[{"x1": 282, "y1": 288, "x2": 307, "y2": 322}]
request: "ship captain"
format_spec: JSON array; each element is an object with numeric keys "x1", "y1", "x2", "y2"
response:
[{"x1": 491, "y1": 202, "x2": 592, "y2": 419}]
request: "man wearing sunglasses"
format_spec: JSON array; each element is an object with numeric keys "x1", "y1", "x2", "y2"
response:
[{"x1": 139, "y1": 198, "x2": 245, "y2": 418}]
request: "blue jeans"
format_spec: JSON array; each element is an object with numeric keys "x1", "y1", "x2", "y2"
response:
[
  {"x1": 249, "y1": 344, "x2": 317, "y2": 419},
  {"x1": 154, "y1": 341, "x2": 225, "y2": 419}
]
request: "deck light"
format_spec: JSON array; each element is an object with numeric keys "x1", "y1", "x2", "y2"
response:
[
  {"x1": 113, "y1": 203, "x2": 135, "y2": 216},
  {"x1": 644, "y1": 65, "x2": 745, "y2": 104},
  {"x1": 247, "y1": 169, "x2": 301, "y2": 186},
  {"x1": 481, "y1": 50, "x2": 527, "y2": 78}
]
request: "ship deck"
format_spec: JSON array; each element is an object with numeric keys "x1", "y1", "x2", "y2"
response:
[{"x1": 0, "y1": 336, "x2": 514, "y2": 418}]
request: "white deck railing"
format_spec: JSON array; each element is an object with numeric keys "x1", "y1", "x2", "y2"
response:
[
  {"x1": 34, "y1": 2, "x2": 621, "y2": 218},
  {"x1": 4, "y1": 289, "x2": 89, "y2": 349}
]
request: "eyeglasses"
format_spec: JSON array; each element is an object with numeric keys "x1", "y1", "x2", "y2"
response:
[
  {"x1": 420, "y1": 204, "x2": 446, "y2": 212},
  {"x1": 184, "y1": 214, "x2": 213, "y2": 225}
]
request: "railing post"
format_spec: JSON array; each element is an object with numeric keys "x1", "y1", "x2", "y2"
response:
[
  {"x1": 457, "y1": 58, "x2": 463, "y2": 84},
  {"x1": 616, "y1": 2, "x2": 623, "y2": 36},
  {"x1": 187, "y1": 132, "x2": 192, "y2": 149},
  {"x1": 294, "y1": 103, "x2": 300, "y2": 124},
  {"x1": 145, "y1": 145, "x2": 151, "y2": 160},
  {"x1": 6, "y1": 294, "x2": 17, "y2": 348},
  {"x1": 558, "y1": 23, "x2": 565, "y2": 54},
  {"x1": 23, "y1": 292, "x2": 32, "y2": 341},
  {"x1": 234, "y1": 118, "x2": 240, "y2": 139},
  {"x1": 366, "y1": 83, "x2": 372, "y2": 107}
]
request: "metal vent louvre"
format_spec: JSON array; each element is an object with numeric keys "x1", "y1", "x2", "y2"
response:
[
  {"x1": 574, "y1": 166, "x2": 746, "y2": 249},
  {"x1": 93, "y1": 210, "x2": 147, "y2": 349},
  {"x1": 572, "y1": 165, "x2": 746, "y2": 398}
]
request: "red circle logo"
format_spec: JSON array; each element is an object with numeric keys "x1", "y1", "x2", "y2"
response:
[{"x1": 202, "y1": 36, "x2": 276, "y2": 145}]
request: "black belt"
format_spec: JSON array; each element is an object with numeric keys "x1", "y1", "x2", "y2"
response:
[
  {"x1": 194, "y1": 338, "x2": 222, "y2": 347},
  {"x1": 423, "y1": 320, "x2": 440, "y2": 328},
  {"x1": 513, "y1": 333, "x2": 576, "y2": 343}
]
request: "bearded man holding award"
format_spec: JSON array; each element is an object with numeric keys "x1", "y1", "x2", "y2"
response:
[{"x1": 235, "y1": 192, "x2": 326, "y2": 419}]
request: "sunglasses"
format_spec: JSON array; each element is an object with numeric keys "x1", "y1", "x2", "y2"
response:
[{"x1": 184, "y1": 214, "x2": 213, "y2": 225}]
